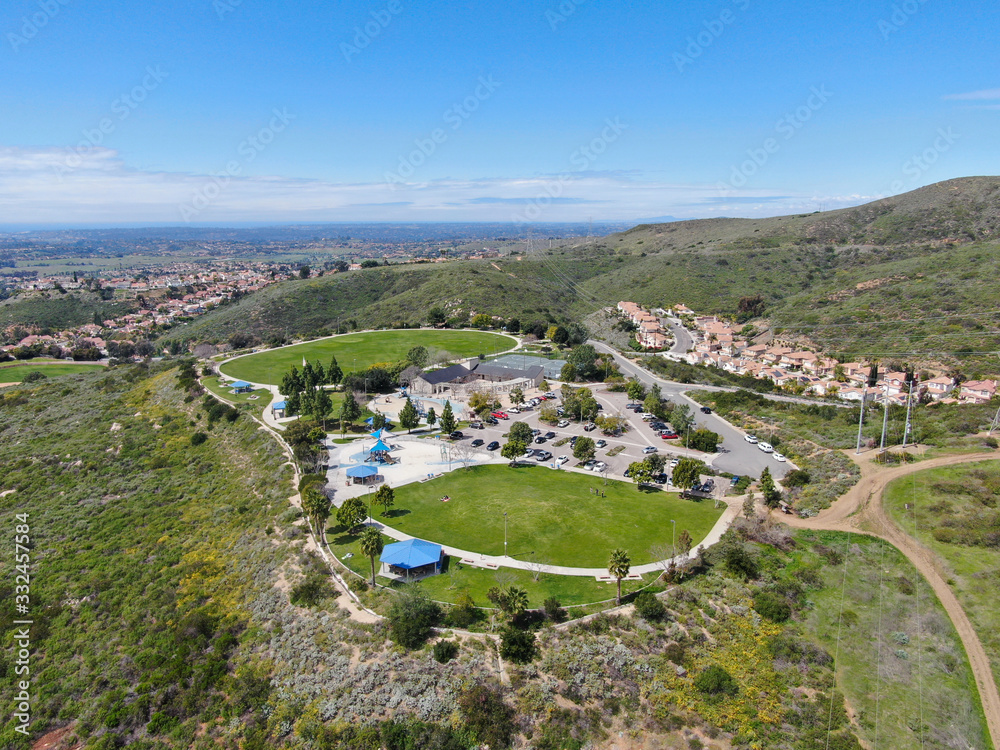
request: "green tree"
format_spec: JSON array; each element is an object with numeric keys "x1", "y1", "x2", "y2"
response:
[
  {"x1": 573, "y1": 436, "x2": 596, "y2": 462},
  {"x1": 560, "y1": 362, "x2": 577, "y2": 381},
  {"x1": 457, "y1": 683, "x2": 515, "y2": 750},
  {"x1": 387, "y1": 588, "x2": 441, "y2": 649},
  {"x1": 501, "y1": 439, "x2": 526, "y2": 464},
  {"x1": 371, "y1": 411, "x2": 387, "y2": 430},
  {"x1": 760, "y1": 467, "x2": 782, "y2": 508},
  {"x1": 672, "y1": 458, "x2": 701, "y2": 490},
  {"x1": 695, "y1": 664, "x2": 738, "y2": 698},
  {"x1": 509, "y1": 421, "x2": 533, "y2": 444},
  {"x1": 427, "y1": 307, "x2": 447, "y2": 326},
  {"x1": 374, "y1": 484, "x2": 395, "y2": 516},
  {"x1": 336, "y1": 496, "x2": 367, "y2": 531},
  {"x1": 301, "y1": 485, "x2": 331, "y2": 540},
  {"x1": 644, "y1": 385, "x2": 665, "y2": 418},
  {"x1": 626, "y1": 378, "x2": 647, "y2": 401},
  {"x1": 499, "y1": 627, "x2": 537, "y2": 663},
  {"x1": 280, "y1": 366, "x2": 303, "y2": 400},
  {"x1": 313, "y1": 387, "x2": 333, "y2": 430},
  {"x1": 425, "y1": 407, "x2": 437, "y2": 428},
  {"x1": 487, "y1": 585, "x2": 529, "y2": 621},
  {"x1": 673, "y1": 403, "x2": 694, "y2": 433},
  {"x1": 439, "y1": 400, "x2": 457, "y2": 434},
  {"x1": 644, "y1": 453, "x2": 667, "y2": 474},
  {"x1": 406, "y1": 345, "x2": 428, "y2": 368},
  {"x1": 627, "y1": 460, "x2": 653, "y2": 487},
  {"x1": 471, "y1": 313, "x2": 492, "y2": 329},
  {"x1": 677, "y1": 529, "x2": 693, "y2": 557},
  {"x1": 509, "y1": 386, "x2": 524, "y2": 406},
  {"x1": 552, "y1": 326, "x2": 570, "y2": 346},
  {"x1": 398, "y1": 398, "x2": 419, "y2": 433},
  {"x1": 566, "y1": 344, "x2": 599, "y2": 380},
  {"x1": 359, "y1": 526, "x2": 385, "y2": 587},
  {"x1": 633, "y1": 591, "x2": 666, "y2": 622},
  {"x1": 339, "y1": 392, "x2": 361, "y2": 435},
  {"x1": 298, "y1": 265, "x2": 311, "y2": 279},
  {"x1": 326, "y1": 355, "x2": 343, "y2": 385},
  {"x1": 608, "y1": 548, "x2": 631, "y2": 605},
  {"x1": 468, "y1": 390, "x2": 497, "y2": 416}
]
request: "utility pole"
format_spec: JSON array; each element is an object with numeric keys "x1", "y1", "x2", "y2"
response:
[
  {"x1": 879, "y1": 383, "x2": 890, "y2": 454},
  {"x1": 857, "y1": 363, "x2": 879, "y2": 454},
  {"x1": 902, "y1": 372, "x2": 915, "y2": 448}
]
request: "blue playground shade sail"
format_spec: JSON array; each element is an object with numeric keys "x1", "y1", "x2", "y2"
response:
[
  {"x1": 369, "y1": 439, "x2": 392, "y2": 453},
  {"x1": 379, "y1": 539, "x2": 442, "y2": 569}
]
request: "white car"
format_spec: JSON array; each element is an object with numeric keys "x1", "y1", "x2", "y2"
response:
[
  {"x1": 758, "y1": 442, "x2": 773, "y2": 453},
  {"x1": 590, "y1": 461, "x2": 608, "y2": 472},
  {"x1": 509, "y1": 406, "x2": 521, "y2": 413},
  {"x1": 642, "y1": 446, "x2": 657, "y2": 454},
  {"x1": 556, "y1": 455, "x2": 569, "y2": 465},
  {"x1": 772, "y1": 452, "x2": 787, "y2": 462},
  {"x1": 669, "y1": 458, "x2": 680, "y2": 468},
  {"x1": 557, "y1": 419, "x2": 570, "y2": 428},
  {"x1": 744, "y1": 434, "x2": 758, "y2": 444}
]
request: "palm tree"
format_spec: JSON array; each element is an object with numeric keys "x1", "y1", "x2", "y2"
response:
[
  {"x1": 608, "y1": 548, "x2": 631, "y2": 605},
  {"x1": 359, "y1": 526, "x2": 384, "y2": 587},
  {"x1": 301, "y1": 486, "x2": 331, "y2": 542}
]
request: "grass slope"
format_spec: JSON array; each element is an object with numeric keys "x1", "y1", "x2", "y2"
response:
[
  {"x1": 0, "y1": 289, "x2": 136, "y2": 331},
  {"x1": 375, "y1": 463, "x2": 722, "y2": 568},
  {"x1": 884, "y1": 460, "x2": 1000, "y2": 693},
  {"x1": 0, "y1": 360, "x2": 105, "y2": 383},
  {"x1": 219, "y1": 329, "x2": 517, "y2": 384}
]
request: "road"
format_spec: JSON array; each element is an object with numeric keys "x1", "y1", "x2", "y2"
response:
[
  {"x1": 780, "y1": 449, "x2": 1000, "y2": 750},
  {"x1": 589, "y1": 340, "x2": 793, "y2": 479},
  {"x1": 664, "y1": 314, "x2": 693, "y2": 356}
]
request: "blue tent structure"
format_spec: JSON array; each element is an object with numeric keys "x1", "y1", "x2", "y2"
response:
[
  {"x1": 379, "y1": 538, "x2": 443, "y2": 580},
  {"x1": 366, "y1": 439, "x2": 394, "y2": 463},
  {"x1": 230, "y1": 380, "x2": 253, "y2": 393},
  {"x1": 345, "y1": 465, "x2": 379, "y2": 484},
  {"x1": 271, "y1": 400, "x2": 287, "y2": 416}
]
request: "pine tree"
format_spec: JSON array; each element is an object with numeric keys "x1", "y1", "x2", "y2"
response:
[
  {"x1": 439, "y1": 400, "x2": 457, "y2": 434},
  {"x1": 327, "y1": 355, "x2": 343, "y2": 385},
  {"x1": 398, "y1": 398, "x2": 419, "y2": 433}
]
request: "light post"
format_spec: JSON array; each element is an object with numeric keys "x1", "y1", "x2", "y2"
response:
[
  {"x1": 671, "y1": 519, "x2": 676, "y2": 560},
  {"x1": 504, "y1": 511, "x2": 508, "y2": 558}
]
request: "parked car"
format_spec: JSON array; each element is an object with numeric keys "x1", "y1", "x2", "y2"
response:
[
  {"x1": 491, "y1": 411, "x2": 509, "y2": 420},
  {"x1": 557, "y1": 419, "x2": 570, "y2": 428},
  {"x1": 556, "y1": 455, "x2": 569, "y2": 465},
  {"x1": 594, "y1": 461, "x2": 608, "y2": 472},
  {"x1": 486, "y1": 441, "x2": 500, "y2": 451},
  {"x1": 652, "y1": 472, "x2": 668, "y2": 484},
  {"x1": 544, "y1": 392, "x2": 557, "y2": 399},
  {"x1": 669, "y1": 458, "x2": 680, "y2": 468},
  {"x1": 449, "y1": 431, "x2": 464, "y2": 440},
  {"x1": 744, "y1": 434, "x2": 758, "y2": 444},
  {"x1": 544, "y1": 431, "x2": 556, "y2": 440},
  {"x1": 535, "y1": 450, "x2": 553, "y2": 462},
  {"x1": 531, "y1": 428, "x2": 541, "y2": 436},
  {"x1": 660, "y1": 431, "x2": 679, "y2": 439},
  {"x1": 556, "y1": 407, "x2": 566, "y2": 416},
  {"x1": 584, "y1": 459, "x2": 597, "y2": 471},
  {"x1": 626, "y1": 403, "x2": 642, "y2": 410},
  {"x1": 584, "y1": 422, "x2": 597, "y2": 431},
  {"x1": 758, "y1": 442, "x2": 774, "y2": 453},
  {"x1": 570, "y1": 435, "x2": 579, "y2": 446},
  {"x1": 509, "y1": 406, "x2": 521, "y2": 413},
  {"x1": 522, "y1": 447, "x2": 536, "y2": 458},
  {"x1": 535, "y1": 436, "x2": 548, "y2": 444},
  {"x1": 700, "y1": 406, "x2": 712, "y2": 414},
  {"x1": 730, "y1": 475, "x2": 741, "y2": 487},
  {"x1": 596, "y1": 439, "x2": 607, "y2": 448},
  {"x1": 772, "y1": 452, "x2": 787, "y2": 462},
  {"x1": 642, "y1": 413, "x2": 656, "y2": 421},
  {"x1": 485, "y1": 416, "x2": 499, "y2": 425},
  {"x1": 650, "y1": 421, "x2": 666, "y2": 430},
  {"x1": 642, "y1": 446, "x2": 657, "y2": 454},
  {"x1": 471, "y1": 438, "x2": 484, "y2": 447},
  {"x1": 470, "y1": 421, "x2": 484, "y2": 429}
]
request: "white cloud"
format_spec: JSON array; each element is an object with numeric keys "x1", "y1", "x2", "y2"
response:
[
  {"x1": 943, "y1": 88, "x2": 1000, "y2": 101},
  {"x1": 0, "y1": 146, "x2": 867, "y2": 225}
]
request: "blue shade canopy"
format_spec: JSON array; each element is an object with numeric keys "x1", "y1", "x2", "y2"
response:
[
  {"x1": 369, "y1": 439, "x2": 392, "y2": 453},
  {"x1": 230, "y1": 380, "x2": 252, "y2": 389},
  {"x1": 272, "y1": 400, "x2": 287, "y2": 409},
  {"x1": 345, "y1": 465, "x2": 378, "y2": 478},
  {"x1": 379, "y1": 539, "x2": 442, "y2": 569},
  {"x1": 364, "y1": 417, "x2": 375, "y2": 425}
]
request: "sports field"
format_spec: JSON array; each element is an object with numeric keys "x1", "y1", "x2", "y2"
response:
[
  {"x1": 0, "y1": 360, "x2": 105, "y2": 384},
  {"x1": 375, "y1": 463, "x2": 722, "y2": 568},
  {"x1": 219, "y1": 330, "x2": 517, "y2": 385}
]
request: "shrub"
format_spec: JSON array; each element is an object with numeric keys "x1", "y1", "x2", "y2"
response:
[
  {"x1": 753, "y1": 591, "x2": 791, "y2": 622},
  {"x1": 21, "y1": 370, "x2": 47, "y2": 383},
  {"x1": 289, "y1": 573, "x2": 337, "y2": 607},
  {"x1": 543, "y1": 597, "x2": 566, "y2": 623},
  {"x1": 694, "y1": 664, "x2": 738, "y2": 698},
  {"x1": 457, "y1": 683, "x2": 515, "y2": 749},
  {"x1": 633, "y1": 591, "x2": 666, "y2": 622},
  {"x1": 190, "y1": 432, "x2": 208, "y2": 446},
  {"x1": 499, "y1": 627, "x2": 537, "y2": 664},
  {"x1": 445, "y1": 591, "x2": 480, "y2": 628},
  {"x1": 433, "y1": 640, "x2": 459, "y2": 664},
  {"x1": 387, "y1": 589, "x2": 441, "y2": 650}
]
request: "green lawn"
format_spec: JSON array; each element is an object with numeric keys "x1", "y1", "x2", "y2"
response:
[
  {"x1": 219, "y1": 329, "x2": 517, "y2": 385},
  {"x1": 884, "y1": 460, "x2": 1000, "y2": 694},
  {"x1": 328, "y1": 529, "x2": 660, "y2": 608},
  {"x1": 0, "y1": 360, "x2": 105, "y2": 384},
  {"x1": 372, "y1": 463, "x2": 722, "y2": 568},
  {"x1": 202, "y1": 376, "x2": 273, "y2": 417}
]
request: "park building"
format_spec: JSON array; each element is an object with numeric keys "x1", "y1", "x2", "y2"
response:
[{"x1": 409, "y1": 357, "x2": 544, "y2": 399}]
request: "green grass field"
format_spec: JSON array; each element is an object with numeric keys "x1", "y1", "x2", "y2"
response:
[
  {"x1": 328, "y1": 529, "x2": 658, "y2": 608},
  {"x1": 218, "y1": 329, "x2": 518, "y2": 385},
  {"x1": 369, "y1": 463, "x2": 722, "y2": 568},
  {"x1": 0, "y1": 360, "x2": 106, "y2": 384},
  {"x1": 884, "y1": 460, "x2": 1000, "y2": 694}
]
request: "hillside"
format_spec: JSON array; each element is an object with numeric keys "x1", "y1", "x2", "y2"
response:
[{"x1": 0, "y1": 289, "x2": 137, "y2": 335}]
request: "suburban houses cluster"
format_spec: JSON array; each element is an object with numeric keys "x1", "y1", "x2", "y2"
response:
[
  {"x1": 616, "y1": 301, "x2": 671, "y2": 349},
  {"x1": 617, "y1": 300, "x2": 997, "y2": 406}
]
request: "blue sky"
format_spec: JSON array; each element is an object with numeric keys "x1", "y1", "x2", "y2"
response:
[{"x1": 1, "y1": 0, "x2": 998, "y2": 225}]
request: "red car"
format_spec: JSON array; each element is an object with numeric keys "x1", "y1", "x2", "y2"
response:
[
  {"x1": 660, "y1": 432, "x2": 680, "y2": 439},
  {"x1": 491, "y1": 411, "x2": 509, "y2": 420}
]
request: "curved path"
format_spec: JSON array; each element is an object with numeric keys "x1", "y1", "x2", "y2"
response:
[{"x1": 779, "y1": 448, "x2": 1000, "y2": 749}]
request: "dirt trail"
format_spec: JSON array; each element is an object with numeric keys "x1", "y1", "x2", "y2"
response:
[{"x1": 781, "y1": 448, "x2": 1000, "y2": 749}]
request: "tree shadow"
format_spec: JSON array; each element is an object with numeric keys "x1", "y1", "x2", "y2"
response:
[
  {"x1": 329, "y1": 531, "x2": 360, "y2": 547},
  {"x1": 383, "y1": 508, "x2": 411, "y2": 519}
]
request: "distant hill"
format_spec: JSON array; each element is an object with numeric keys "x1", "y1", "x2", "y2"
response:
[{"x1": 97, "y1": 177, "x2": 1000, "y2": 373}]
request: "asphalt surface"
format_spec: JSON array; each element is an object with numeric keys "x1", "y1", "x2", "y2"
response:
[
  {"x1": 663, "y1": 314, "x2": 693, "y2": 356},
  {"x1": 588, "y1": 340, "x2": 794, "y2": 479}
]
